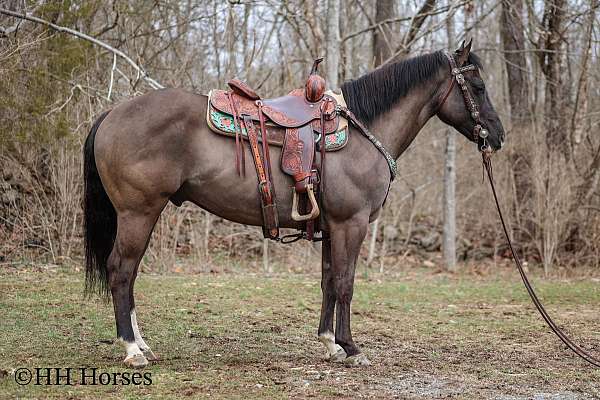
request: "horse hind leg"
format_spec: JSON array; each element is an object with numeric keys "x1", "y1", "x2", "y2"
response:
[
  {"x1": 130, "y1": 291, "x2": 158, "y2": 361},
  {"x1": 108, "y1": 211, "x2": 160, "y2": 368}
]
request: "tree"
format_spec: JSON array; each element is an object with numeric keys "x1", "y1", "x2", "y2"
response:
[
  {"x1": 500, "y1": 0, "x2": 533, "y2": 240},
  {"x1": 442, "y1": 2, "x2": 456, "y2": 272}
]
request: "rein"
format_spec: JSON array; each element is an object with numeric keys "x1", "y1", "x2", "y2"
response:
[
  {"x1": 440, "y1": 51, "x2": 599, "y2": 367},
  {"x1": 483, "y1": 153, "x2": 600, "y2": 368}
]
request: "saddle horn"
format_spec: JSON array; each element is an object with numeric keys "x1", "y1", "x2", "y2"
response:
[
  {"x1": 310, "y1": 57, "x2": 324, "y2": 75},
  {"x1": 305, "y1": 57, "x2": 326, "y2": 103}
]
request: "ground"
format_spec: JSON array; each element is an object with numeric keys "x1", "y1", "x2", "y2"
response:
[{"x1": 0, "y1": 264, "x2": 599, "y2": 399}]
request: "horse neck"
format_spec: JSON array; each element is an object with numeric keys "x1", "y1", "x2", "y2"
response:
[{"x1": 368, "y1": 72, "x2": 446, "y2": 160}]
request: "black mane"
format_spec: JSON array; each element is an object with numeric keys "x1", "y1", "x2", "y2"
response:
[{"x1": 341, "y1": 50, "x2": 482, "y2": 124}]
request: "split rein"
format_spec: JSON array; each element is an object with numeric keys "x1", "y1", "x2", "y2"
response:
[
  {"x1": 482, "y1": 153, "x2": 600, "y2": 368},
  {"x1": 443, "y1": 49, "x2": 599, "y2": 367}
]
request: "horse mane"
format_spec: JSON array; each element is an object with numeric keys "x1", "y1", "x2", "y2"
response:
[{"x1": 341, "y1": 50, "x2": 482, "y2": 124}]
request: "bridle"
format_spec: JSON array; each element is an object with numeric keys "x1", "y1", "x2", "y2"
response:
[{"x1": 438, "y1": 51, "x2": 490, "y2": 152}]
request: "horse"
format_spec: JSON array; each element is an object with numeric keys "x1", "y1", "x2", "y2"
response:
[{"x1": 83, "y1": 40, "x2": 505, "y2": 368}]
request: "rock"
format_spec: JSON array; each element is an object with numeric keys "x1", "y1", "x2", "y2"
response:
[
  {"x1": 419, "y1": 232, "x2": 440, "y2": 252},
  {"x1": 383, "y1": 225, "x2": 399, "y2": 241}
]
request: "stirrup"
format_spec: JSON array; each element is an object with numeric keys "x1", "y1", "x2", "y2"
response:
[{"x1": 291, "y1": 184, "x2": 320, "y2": 222}]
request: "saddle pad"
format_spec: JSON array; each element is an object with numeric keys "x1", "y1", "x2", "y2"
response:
[{"x1": 206, "y1": 91, "x2": 348, "y2": 151}]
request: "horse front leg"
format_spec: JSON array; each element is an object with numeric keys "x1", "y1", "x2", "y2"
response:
[
  {"x1": 317, "y1": 238, "x2": 346, "y2": 361},
  {"x1": 330, "y1": 215, "x2": 371, "y2": 366}
]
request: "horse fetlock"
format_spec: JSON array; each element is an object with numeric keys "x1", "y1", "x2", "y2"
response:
[{"x1": 318, "y1": 332, "x2": 343, "y2": 358}]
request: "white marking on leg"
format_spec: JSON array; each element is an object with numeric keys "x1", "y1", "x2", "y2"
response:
[
  {"x1": 130, "y1": 309, "x2": 150, "y2": 351},
  {"x1": 318, "y1": 331, "x2": 344, "y2": 359},
  {"x1": 120, "y1": 338, "x2": 143, "y2": 359},
  {"x1": 119, "y1": 339, "x2": 148, "y2": 368}
]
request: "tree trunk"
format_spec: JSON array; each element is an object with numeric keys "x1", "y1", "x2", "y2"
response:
[
  {"x1": 303, "y1": 0, "x2": 325, "y2": 58},
  {"x1": 539, "y1": 0, "x2": 567, "y2": 153},
  {"x1": 442, "y1": 128, "x2": 457, "y2": 271},
  {"x1": 325, "y1": 0, "x2": 340, "y2": 88},
  {"x1": 442, "y1": 5, "x2": 456, "y2": 272},
  {"x1": 500, "y1": 0, "x2": 529, "y2": 122},
  {"x1": 396, "y1": 0, "x2": 437, "y2": 59},
  {"x1": 372, "y1": 0, "x2": 394, "y2": 67},
  {"x1": 500, "y1": 0, "x2": 533, "y2": 241}
]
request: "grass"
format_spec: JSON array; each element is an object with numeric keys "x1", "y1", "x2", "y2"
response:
[{"x1": 0, "y1": 264, "x2": 599, "y2": 399}]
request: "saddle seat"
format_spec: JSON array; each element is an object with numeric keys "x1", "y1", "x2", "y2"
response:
[{"x1": 210, "y1": 88, "x2": 340, "y2": 134}]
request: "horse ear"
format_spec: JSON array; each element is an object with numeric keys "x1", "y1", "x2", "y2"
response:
[{"x1": 455, "y1": 38, "x2": 472, "y2": 66}]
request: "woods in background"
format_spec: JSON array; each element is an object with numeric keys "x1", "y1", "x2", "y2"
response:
[{"x1": 1, "y1": 0, "x2": 599, "y2": 272}]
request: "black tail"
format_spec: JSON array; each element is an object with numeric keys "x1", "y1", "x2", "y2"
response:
[{"x1": 83, "y1": 110, "x2": 115, "y2": 298}]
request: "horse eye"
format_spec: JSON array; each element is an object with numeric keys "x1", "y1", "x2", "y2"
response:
[
  {"x1": 472, "y1": 78, "x2": 485, "y2": 88},
  {"x1": 472, "y1": 81, "x2": 485, "y2": 92}
]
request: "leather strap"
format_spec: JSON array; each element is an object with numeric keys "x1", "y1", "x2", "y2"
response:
[
  {"x1": 242, "y1": 115, "x2": 279, "y2": 239},
  {"x1": 226, "y1": 92, "x2": 245, "y2": 177},
  {"x1": 484, "y1": 153, "x2": 600, "y2": 368},
  {"x1": 257, "y1": 102, "x2": 274, "y2": 186},
  {"x1": 336, "y1": 106, "x2": 397, "y2": 181},
  {"x1": 320, "y1": 99, "x2": 328, "y2": 205}
]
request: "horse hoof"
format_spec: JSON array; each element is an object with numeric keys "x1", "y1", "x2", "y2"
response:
[
  {"x1": 344, "y1": 353, "x2": 371, "y2": 366},
  {"x1": 143, "y1": 349, "x2": 159, "y2": 362},
  {"x1": 124, "y1": 354, "x2": 148, "y2": 369},
  {"x1": 329, "y1": 348, "x2": 347, "y2": 363}
]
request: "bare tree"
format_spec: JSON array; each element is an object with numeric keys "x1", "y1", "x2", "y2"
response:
[
  {"x1": 500, "y1": 0, "x2": 532, "y2": 238},
  {"x1": 442, "y1": 2, "x2": 456, "y2": 272}
]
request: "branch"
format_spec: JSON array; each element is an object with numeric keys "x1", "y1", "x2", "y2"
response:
[
  {"x1": 397, "y1": 0, "x2": 438, "y2": 56},
  {"x1": 0, "y1": 8, "x2": 165, "y2": 90},
  {"x1": 342, "y1": 0, "x2": 469, "y2": 43}
]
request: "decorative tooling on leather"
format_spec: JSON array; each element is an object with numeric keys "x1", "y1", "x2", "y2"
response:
[{"x1": 281, "y1": 128, "x2": 303, "y2": 174}]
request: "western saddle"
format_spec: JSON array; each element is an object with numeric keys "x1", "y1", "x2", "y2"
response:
[{"x1": 207, "y1": 59, "x2": 347, "y2": 241}]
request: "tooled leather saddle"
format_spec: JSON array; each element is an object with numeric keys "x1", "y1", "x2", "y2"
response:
[{"x1": 206, "y1": 59, "x2": 349, "y2": 241}]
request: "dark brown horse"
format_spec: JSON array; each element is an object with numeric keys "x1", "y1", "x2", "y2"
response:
[{"x1": 84, "y1": 41, "x2": 504, "y2": 368}]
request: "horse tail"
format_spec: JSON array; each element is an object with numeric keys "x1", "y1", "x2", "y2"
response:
[{"x1": 83, "y1": 110, "x2": 114, "y2": 298}]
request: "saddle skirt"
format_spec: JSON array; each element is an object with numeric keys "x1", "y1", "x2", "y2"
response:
[{"x1": 206, "y1": 89, "x2": 349, "y2": 151}]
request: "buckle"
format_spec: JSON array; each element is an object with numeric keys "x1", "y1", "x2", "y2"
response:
[{"x1": 456, "y1": 74, "x2": 465, "y2": 85}]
